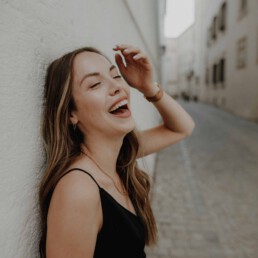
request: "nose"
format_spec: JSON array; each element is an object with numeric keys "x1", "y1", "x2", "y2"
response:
[{"x1": 109, "y1": 79, "x2": 123, "y2": 96}]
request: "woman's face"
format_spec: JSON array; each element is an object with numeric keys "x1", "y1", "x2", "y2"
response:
[{"x1": 70, "y1": 51, "x2": 135, "y2": 138}]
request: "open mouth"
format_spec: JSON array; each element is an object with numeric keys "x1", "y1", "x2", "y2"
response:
[
  {"x1": 109, "y1": 99, "x2": 130, "y2": 115},
  {"x1": 110, "y1": 105, "x2": 128, "y2": 114}
]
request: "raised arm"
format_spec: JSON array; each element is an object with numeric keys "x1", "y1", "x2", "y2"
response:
[
  {"x1": 113, "y1": 44, "x2": 195, "y2": 158},
  {"x1": 135, "y1": 88, "x2": 195, "y2": 158}
]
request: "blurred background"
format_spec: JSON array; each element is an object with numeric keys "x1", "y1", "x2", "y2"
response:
[
  {"x1": 148, "y1": 0, "x2": 258, "y2": 258},
  {"x1": 0, "y1": 0, "x2": 257, "y2": 257},
  {"x1": 162, "y1": 0, "x2": 258, "y2": 121}
]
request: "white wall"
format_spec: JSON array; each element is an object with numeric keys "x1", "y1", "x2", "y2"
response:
[{"x1": 0, "y1": 1, "x2": 163, "y2": 257}]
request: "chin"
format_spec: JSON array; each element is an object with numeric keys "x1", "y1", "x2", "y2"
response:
[
  {"x1": 117, "y1": 118, "x2": 136, "y2": 136},
  {"x1": 104, "y1": 112, "x2": 136, "y2": 136},
  {"x1": 123, "y1": 122, "x2": 136, "y2": 135}
]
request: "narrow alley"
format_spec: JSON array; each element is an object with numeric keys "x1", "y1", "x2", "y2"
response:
[{"x1": 146, "y1": 101, "x2": 258, "y2": 258}]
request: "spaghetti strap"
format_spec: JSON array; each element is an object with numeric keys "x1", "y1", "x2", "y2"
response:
[{"x1": 61, "y1": 167, "x2": 100, "y2": 188}]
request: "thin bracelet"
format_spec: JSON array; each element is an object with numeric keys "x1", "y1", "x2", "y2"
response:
[{"x1": 144, "y1": 83, "x2": 164, "y2": 102}]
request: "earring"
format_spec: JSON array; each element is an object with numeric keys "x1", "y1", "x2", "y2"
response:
[{"x1": 73, "y1": 123, "x2": 77, "y2": 131}]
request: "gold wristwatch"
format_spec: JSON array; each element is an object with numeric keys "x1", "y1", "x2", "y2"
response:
[{"x1": 144, "y1": 83, "x2": 164, "y2": 102}]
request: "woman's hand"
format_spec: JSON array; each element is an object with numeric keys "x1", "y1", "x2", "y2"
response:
[{"x1": 113, "y1": 44, "x2": 157, "y2": 96}]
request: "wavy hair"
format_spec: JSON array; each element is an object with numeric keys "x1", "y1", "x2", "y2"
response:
[{"x1": 38, "y1": 47, "x2": 157, "y2": 257}]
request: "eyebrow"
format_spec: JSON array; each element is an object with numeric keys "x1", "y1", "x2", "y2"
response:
[{"x1": 79, "y1": 65, "x2": 116, "y2": 86}]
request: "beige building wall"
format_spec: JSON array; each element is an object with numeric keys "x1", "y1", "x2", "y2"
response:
[
  {"x1": 176, "y1": 25, "x2": 196, "y2": 99},
  {"x1": 163, "y1": 27, "x2": 196, "y2": 100},
  {"x1": 0, "y1": 1, "x2": 165, "y2": 257},
  {"x1": 162, "y1": 38, "x2": 179, "y2": 96},
  {"x1": 194, "y1": 0, "x2": 258, "y2": 121}
]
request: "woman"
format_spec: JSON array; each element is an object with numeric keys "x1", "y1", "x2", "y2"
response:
[{"x1": 38, "y1": 44, "x2": 195, "y2": 258}]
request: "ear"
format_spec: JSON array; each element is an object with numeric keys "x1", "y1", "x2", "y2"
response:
[{"x1": 69, "y1": 110, "x2": 78, "y2": 125}]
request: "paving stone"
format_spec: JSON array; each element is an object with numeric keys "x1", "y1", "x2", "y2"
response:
[{"x1": 146, "y1": 101, "x2": 258, "y2": 258}]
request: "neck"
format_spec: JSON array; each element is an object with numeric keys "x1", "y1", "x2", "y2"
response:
[{"x1": 81, "y1": 133, "x2": 124, "y2": 177}]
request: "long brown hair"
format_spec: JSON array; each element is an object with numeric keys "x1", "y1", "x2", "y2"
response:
[{"x1": 38, "y1": 47, "x2": 157, "y2": 257}]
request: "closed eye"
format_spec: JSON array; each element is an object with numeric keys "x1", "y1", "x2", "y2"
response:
[
  {"x1": 113, "y1": 75, "x2": 122, "y2": 79},
  {"x1": 90, "y1": 82, "x2": 101, "y2": 88}
]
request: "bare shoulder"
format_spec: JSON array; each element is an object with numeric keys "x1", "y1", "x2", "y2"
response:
[
  {"x1": 51, "y1": 169, "x2": 100, "y2": 205},
  {"x1": 46, "y1": 169, "x2": 102, "y2": 258}
]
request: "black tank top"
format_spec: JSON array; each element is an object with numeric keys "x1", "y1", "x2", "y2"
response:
[{"x1": 60, "y1": 168, "x2": 146, "y2": 258}]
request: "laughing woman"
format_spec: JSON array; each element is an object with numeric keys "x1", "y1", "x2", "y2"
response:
[{"x1": 38, "y1": 44, "x2": 195, "y2": 258}]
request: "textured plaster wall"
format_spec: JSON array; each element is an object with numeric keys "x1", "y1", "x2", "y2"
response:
[{"x1": 0, "y1": 0, "x2": 161, "y2": 257}]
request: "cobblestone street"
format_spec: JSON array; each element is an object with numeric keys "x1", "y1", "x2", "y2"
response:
[{"x1": 145, "y1": 101, "x2": 258, "y2": 258}]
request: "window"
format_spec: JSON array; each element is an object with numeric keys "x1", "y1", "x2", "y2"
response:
[
  {"x1": 212, "y1": 16, "x2": 217, "y2": 40},
  {"x1": 220, "y1": 2, "x2": 227, "y2": 31},
  {"x1": 210, "y1": 26, "x2": 213, "y2": 41},
  {"x1": 240, "y1": 0, "x2": 247, "y2": 11},
  {"x1": 236, "y1": 37, "x2": 247, "y2": 69},
  {"x1": 239, "y1": 0, "x2": 248, "y2": 19},
  {"x1": 257, "y1": 29, "x2": 258, "y2": 64},
  {"x1": 213, "y1": 63, "x2": 217, "y2": 86},
  {"x1": 217, "y1": 58, "x2": 226, "y2": 88},
  {"x1": 207, "y1": 28, "x2": 211, "y2": 47},
  {"x1": 206, "y1": 67, "x2": 210, "y2": 86},
  {"x1": 217, "y1": 61, "x2": 221, "y2": 84},
  {"x1": 209, "y1": 26, "x2": 213, "y2": 45},
  {"x1": 219, "y1": 58, "x2": 225, "y2": 83}
]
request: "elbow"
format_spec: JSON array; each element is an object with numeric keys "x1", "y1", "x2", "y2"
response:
[{"x1": 183, "y1": 122, "x2": 196, "y2": 136}]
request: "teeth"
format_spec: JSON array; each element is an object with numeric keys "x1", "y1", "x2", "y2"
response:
[{"x1": 109, "y1": 99, "x2": 128, "y2": 112}]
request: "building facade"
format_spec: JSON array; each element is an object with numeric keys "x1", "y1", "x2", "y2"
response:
[
  {"x1": 164, "y1": 25, "x2": 197, "y2": 101},
  {"x1": 162, "y1": 38, "x2": 179, "y2": 96},
  {"x1": 176, "y1": 25, "x2": 197, "y2": 101},
  {"x1": 164, "y1": 0, "x2": 258, "y2": 121},
  {"x1": 194, "y1": 0, "x2": 258, "y2": 121}
]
